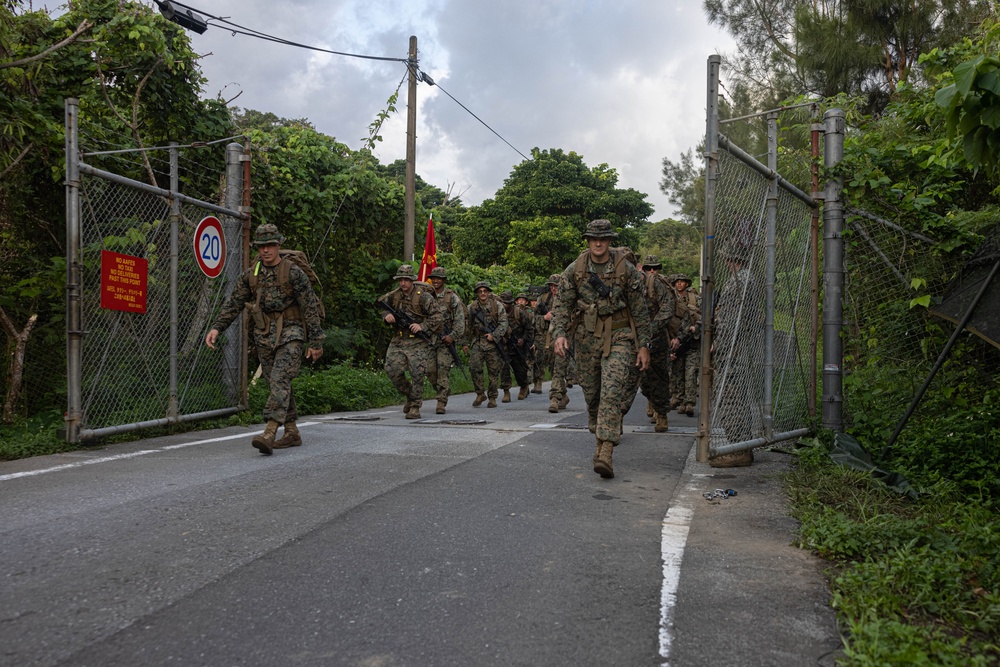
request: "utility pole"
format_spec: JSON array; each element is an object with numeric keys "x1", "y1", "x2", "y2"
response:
[{"x1": 404, "y1": 35, "x2": 417, "y2": 262}]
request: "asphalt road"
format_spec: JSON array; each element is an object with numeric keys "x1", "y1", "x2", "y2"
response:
[{"x1": 0, "y1": 385, "x2": 839, "y2": 667}]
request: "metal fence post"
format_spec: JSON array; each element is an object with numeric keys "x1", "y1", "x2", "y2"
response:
[
  {"x1": 225, "y1": 142, "x2": 246, "y2": 405},
  {"x1": 168, "y1": 142, "x2": 180, "y2": 419},
  {"x1": 822, "y1": 109, "x2": 845, "y2": 430},
  {"x1": 698, "y1": 55, "x2": 721, "y2": 463},
  {"x1": 65, "y1": 98, "x2": 82, "y2": 444},
  {"x1": 764, "y1": 112, "x2": 778, "y2": 440}
]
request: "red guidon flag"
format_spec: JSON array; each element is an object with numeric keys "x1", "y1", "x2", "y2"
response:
[{"x1": 418, "y1": 214, "x2": 437, "y2": 282}]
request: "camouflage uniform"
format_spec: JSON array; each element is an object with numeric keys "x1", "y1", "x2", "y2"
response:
[
  {"x1": 379, "y1": 265, "x2": 443, "y2": 418},
  {"x1": 425, "y1": 267, "x2": 466, "y2": 413},
  {"x1": 670, "y1": 275, "x2": 701, "y2": 414},
  {"x1": 467, "y1": 283, "x2": 509, "y2": 405},
  {"x1": 531, "y1": 276, "x2": 559, "y2": 393},
  {"x1": 553, "y1": 220, "x2": 651, "y2": 478},
  {"x1": 209, "y1": 223, "x2": 324, "y2": 454},
  {"x1": 499, "y1": 291, "x2": 534, "y2": 399},
  {"x1": 712, "y1": 252, "x2": 764, "y2": 465},
  {"x1": 638, "y1": 257, "x2": 678, "y2": 427}
]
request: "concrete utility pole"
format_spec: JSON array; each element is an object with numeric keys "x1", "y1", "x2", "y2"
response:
[{"x1": 404, "y1": 35, "x2": 417, "y2": 262}]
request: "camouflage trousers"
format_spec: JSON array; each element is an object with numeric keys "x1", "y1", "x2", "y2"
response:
[
  {"x1": 501, "y1": 343, "x2": 531, "y2": 390},
  {"x1": 640, "y1": 339, "x2": 672, "y2": 415},
  {"x1": 716, "y1": 355, "x2": 762, "y2": 443},
  {"x1": 426, "y1": 344, "x2": 456, "y2": 404},
  {"x1": 670, "y1": 345, "x2": 700, "y2": 408},
  {"x1": 469, "y1": 338, "x2": 504, "y2": 398},
  {"x1": 257, "y1": 338, "x2": 303, "y2": 424},
  {"x1": 550, "y1": 344, "x2": 570, "y2": 400},
  {"x1": 384, "y1": 335, "x2": 435, "y2": 408},
  {"x1": 576, "y1": 327, "x2": 639, "y2": 445},
  {"x1": 533, "y1": 345, "x2": 553, "y2": 384}
]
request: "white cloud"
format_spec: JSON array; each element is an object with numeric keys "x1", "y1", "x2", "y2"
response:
[{"x1": 186, "y1": 0, "x2": 735, "y2": 218}]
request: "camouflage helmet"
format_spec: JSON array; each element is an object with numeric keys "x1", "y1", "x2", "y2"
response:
[
  {"x1": 393, "y1": 264, "x2": 417, "y2": 281},
  {"x1": 253, "y1": 223, "x2": 284, "y2": 246},
  {"x1": 546, "y1": 274, "x2": 561, "y2": 286},
  {"x1": 498, "y1": 290, "x2": 514, "y2": 304},
  {"x1": 474, "y1": 281, "x2": 492, "y2": 293},
  {"x1": 428, "y1": 266, "x2": 448, "y2": 280},
  {"x1": 674, "y1": 273, "x2": 692, "y2": 286},
  {"x1": 643, "y1": 254, "x2": 662, "y2": 269},
  {"x1": 582, "y1": 219, "x2": 618, "y2": 239},
  {"x1": 516, "y1": 291, "x2": 532, "y2": 302}
]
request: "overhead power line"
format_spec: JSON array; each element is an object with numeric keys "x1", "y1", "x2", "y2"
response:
[{"x1": 158, "y1": 1, "x2": 530, "y2": 163}]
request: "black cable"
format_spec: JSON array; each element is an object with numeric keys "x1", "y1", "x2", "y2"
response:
[
  {"x1": 418, "y1": 68, "x2": 530, "y2": 163},
  {"x1": 160, "y1": 0, "x2": 408, "y2": 63}
]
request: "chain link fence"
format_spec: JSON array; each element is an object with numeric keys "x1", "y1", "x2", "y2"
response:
[
  {"x1": 701, "y1": 71, "x2": 819, "y2": 458},
  {"x1": 66, "y1": 99, "x2": 250, "y2": 442}
]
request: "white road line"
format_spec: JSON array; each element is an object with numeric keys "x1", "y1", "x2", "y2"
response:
[
  {"x1": 658, "y1": 452, "x2": 705, "y2": 666},
  {"x1": 0, "y1": 422, "x2": 318, "y2": 482}
]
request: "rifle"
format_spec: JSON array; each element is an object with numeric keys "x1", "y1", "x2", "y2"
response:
[
  {"x1": 374, "y1": 298, "x2": 433, "y2": 342},
  {"x1": 674, "y1": 323, "x2": 702, "y2": 358},
  {"x1": 442, "y1": 323, "x2": 470, "y2": 380},
  {"x1": 473, "y1": 306, "x2": 509, "y2": 363}
]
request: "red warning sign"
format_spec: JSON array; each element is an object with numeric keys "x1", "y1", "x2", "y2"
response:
[{"x1": 100, "y1": 250, "x2": 148, "y2": 313}]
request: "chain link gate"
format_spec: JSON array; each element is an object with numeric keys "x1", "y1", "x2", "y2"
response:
[
  {"x1": 699, "y1": 56, "x2": 820, "y2": 460},
  {"x1": 64, "y1": 99, "x2": 250, "y2": 443}
]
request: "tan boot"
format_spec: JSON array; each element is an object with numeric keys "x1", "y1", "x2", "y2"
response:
[
  {"x1": 518, "y1": 385, "x2": 529, "y2": 400},
  {"x1": 593, "y1": 438, "x2": 602, "y2": 465},
  {"x1": 273, "y1": 421, "x2": 302, "y2": 448},
  {"x1": 502, "y1": 389, "x2": 511, "y2": 403},
  {"x1": 710, "y1": 450, "x2": 754, "y2": 468},
  {"x1": 685, "y1": 403, "x2": 695, "y2": 417},
  {"x1": 473, "y1": 393, "x2": 486, "y2": 407},
  {"x1": 548, "y1": 396, "x2": 560, "y2": 413},
  {"x1": 650, "y1": 410, "x2": 657, "y2": 424},
  {"x1": 487, "y1": 397, "x2": 497, "y2": 408},
  {"x1": 655, "y1": 413, "x2": 669, "y2": 433},
  {"x1": 593, "y1": 441, "x2": 614, "y2": 478},
  {"x1": 532, "y1": 379, "x2": 543, "y2": 394},
  {"x1": 588, "y1": 414, "x2": 596, "y2": 433},
  {"x1": 646, "y1": 399, "x2": 654, "y2": 419},
  {"x1": 405, "y1": 405, "x2": 421, "y2": 419},
  {"x1": 403, "y1": 397, "x2": 413, "y2": 413},
  {"x1": 436, "y1": 400, "x2": 447, "y2": 415},
  {"x1": 558, "y1": 394, "x2": 569, "y2": 409},
  {"x1": 252, "y1": 420, "x2": 280, "y2": 455}
]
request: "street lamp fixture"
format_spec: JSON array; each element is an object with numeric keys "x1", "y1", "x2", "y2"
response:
[{"x1": 156, "y1": 1, "x2": 209, "y2": 34}]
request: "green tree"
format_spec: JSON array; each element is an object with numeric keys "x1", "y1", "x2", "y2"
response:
[
  {"x1": 641, "y1": 219, "x2": 702, "y2": 280},
  {"x1": 452, "y1": 148, "x2": 653, "y2": 271}
]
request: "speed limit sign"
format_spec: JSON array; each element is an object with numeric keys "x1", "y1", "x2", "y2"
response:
[{"x1": 193, "y1": 216, "x2": 227, "y2": 278}]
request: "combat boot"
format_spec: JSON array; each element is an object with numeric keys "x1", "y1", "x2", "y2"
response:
[
  {"x1": 487, "y1": 397, "x2": 497, "y2": 408},
  {"x1": 558, "y1": 394, "x2": 569, "y2": 409},
  {"x1": 655, "y1": 413, "x2": 669, "y2": 433},
  {"x1": 436, "y1": 400, "x2": 447, "y2": 415},
  {"x1": 593, "y1": 438, "x2": 602, "y2": 465},
  {"x1": 646, "y1": 399, "x2": 654, "y2": 419},
  {"x1": 548, "y1": 396, "x2": 560, "y2": 413},
  {"x1": 473, "y1": 393, "x2": 486, "y2": 407},
  {"x1": 273, "y1": 421, "x2": 302, "y2": 448},
  {"x1": 405, "y1": 405, "x2": 421, "y2": 419},
  {"x1": 532, "y1": 379, "x2": 543, "y2": 394},
  {"x1": 502, "y1": 389, "x2": 511, "y2": 403},
  {"x1": 685, "y1": 403, "x2": 695, "y2": 417},
  {"x1": 588, "y1": 414, "x2": 596, "y2": 433},
  {"x1": 518, "y1": 385, "x2": 529, "y2": 400},
  {"x1": 709, "y1": 449, "x2": 754, "y2": 468},
  {"x1": 403, "y1": 398, "x2": 413, "y2": 414},
  {"x1": 251, "y1": 420, "x2": 280, "y2": 455},
  {"x1": 593, "y1": 441, "x2": 614, "y2": 478}
]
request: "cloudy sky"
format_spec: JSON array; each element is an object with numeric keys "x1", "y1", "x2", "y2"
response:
[{"x1": 178, "y1": 0, "x2": 735, "y2": 219}]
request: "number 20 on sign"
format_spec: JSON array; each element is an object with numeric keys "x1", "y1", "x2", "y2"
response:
[{"x1": 193, "y1": 216, "x2": 227, "y2": 278}]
